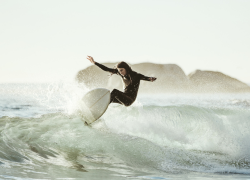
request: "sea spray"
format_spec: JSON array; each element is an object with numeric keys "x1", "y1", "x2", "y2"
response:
[{"x1": 0, "y1": 83, "x2": 250, "y2": 179}]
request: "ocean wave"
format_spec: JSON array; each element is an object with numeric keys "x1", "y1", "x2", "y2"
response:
[
  {"x1": 0, "y1": 103, "x2": 250, "y2": 178},
  {"x1": 1, "y1": 83, "x2": 250, "y2": 178}
]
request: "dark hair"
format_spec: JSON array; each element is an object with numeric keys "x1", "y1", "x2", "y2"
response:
[
  {"x1": 109, "y1": 61, "x2": 133, "y2": 83},
  {"x1": 116, "y1": 61, "x2": 133, "y2": 75}
]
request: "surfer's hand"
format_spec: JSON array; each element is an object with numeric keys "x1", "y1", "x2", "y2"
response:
[
  {"x1": 87, "y1": 56, "x2": 95, "y2": 64},
  {"x1": 149, "y1": 77, "x2": 157, "y2": 82}
]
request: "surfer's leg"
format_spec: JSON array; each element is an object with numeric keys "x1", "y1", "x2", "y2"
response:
[{"x1": 110, "y1": 89, "x2": 134, "y2": 106}]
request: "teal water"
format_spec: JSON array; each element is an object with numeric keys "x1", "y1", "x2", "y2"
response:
[{"x1": 0, "y1": 83, "x2": 250, "y2": 179}]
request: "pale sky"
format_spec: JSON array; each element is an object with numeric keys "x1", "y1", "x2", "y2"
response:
[{"x1": 1, "y1": 0, "x2": 250, "y2": 83}]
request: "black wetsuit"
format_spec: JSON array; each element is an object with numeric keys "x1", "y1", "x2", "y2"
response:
[{"x1": 95, "y1": 62, "x2": 151, "y2": 106}]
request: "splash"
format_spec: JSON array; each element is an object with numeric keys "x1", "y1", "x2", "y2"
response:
[{"x1": 0, "y1": 83, "x2": 250, "y2": 179}]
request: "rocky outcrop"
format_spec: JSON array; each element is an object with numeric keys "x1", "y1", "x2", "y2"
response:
[
  {"x1": 76, "y1": 62, "x2": 189, "y2": 93},
  {"x1": 188, "y1": 70, "x2": 250, "y2": 93},
  {"x1": 76, "y1": 62, "x2": 250, "y2": 93}
]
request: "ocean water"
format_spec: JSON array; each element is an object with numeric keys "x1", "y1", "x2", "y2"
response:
[{"x1": 0, "y1": 83, "x2": 250, "y2": 180}]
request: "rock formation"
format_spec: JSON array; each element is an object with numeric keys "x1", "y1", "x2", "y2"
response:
[
  {"x1": 76, "y1": 62, "x2": 250, "y2": 93},
  {"x1": 188, "y1": 70, "x2": 250, "y2": 93}
]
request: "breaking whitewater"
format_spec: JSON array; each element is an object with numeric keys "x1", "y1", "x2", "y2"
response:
[{"x1": 0, "y1": 83, "x2": 250, "y2": 180}]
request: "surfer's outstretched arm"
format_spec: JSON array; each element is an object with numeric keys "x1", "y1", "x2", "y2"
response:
[
  {"x1": 95, "y1": 62, "x2": 118, "y2": 74},
  {"x1": 138, "y1": 73, "x2": 157, "y2": 82},
  {"x1": 87, "y1": 56, "x2": 118, "y2": 74}
]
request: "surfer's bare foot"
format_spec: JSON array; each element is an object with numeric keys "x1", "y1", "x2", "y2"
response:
[{"x1": 87, "y1": 56, "x2": 95, "y2": 64}]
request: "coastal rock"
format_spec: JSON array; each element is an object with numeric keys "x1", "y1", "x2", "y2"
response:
[
  {"x1": 188, "y1": 70, "x2": 250, "y2": 93},
  {"x1": 76, "y1": 63, "x2": 116, "y2": 90},
  {"x1": 76, "y1": 63, "x2": 250, "y2": 93},
  {"x1": 76, "y1": 62, "x2": 189, "y2": 93}
]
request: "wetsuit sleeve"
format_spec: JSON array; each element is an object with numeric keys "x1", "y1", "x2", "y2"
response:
[
  {"x1": 138, "y1": 73, "x2": 151, "y2": 81},
  {"x1": 95, "y1": 62, "x2": 118, "y2": 74}
]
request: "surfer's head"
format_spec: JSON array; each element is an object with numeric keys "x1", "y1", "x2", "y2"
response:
[
  {"x1": 117, "y1": 67, "x2": 126, "y2": 76},
  {"x1": 116, "y1": 61, "x2": 132, "y2": 76}
]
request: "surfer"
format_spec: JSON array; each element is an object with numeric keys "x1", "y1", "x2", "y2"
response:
[{"x1": 87, "y1": 56, "x2": 157, "y2": 106}]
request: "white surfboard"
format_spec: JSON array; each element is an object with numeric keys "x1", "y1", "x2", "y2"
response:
[{"x1": 80, "y1": 88, "x2": 110, "y2": 125}]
